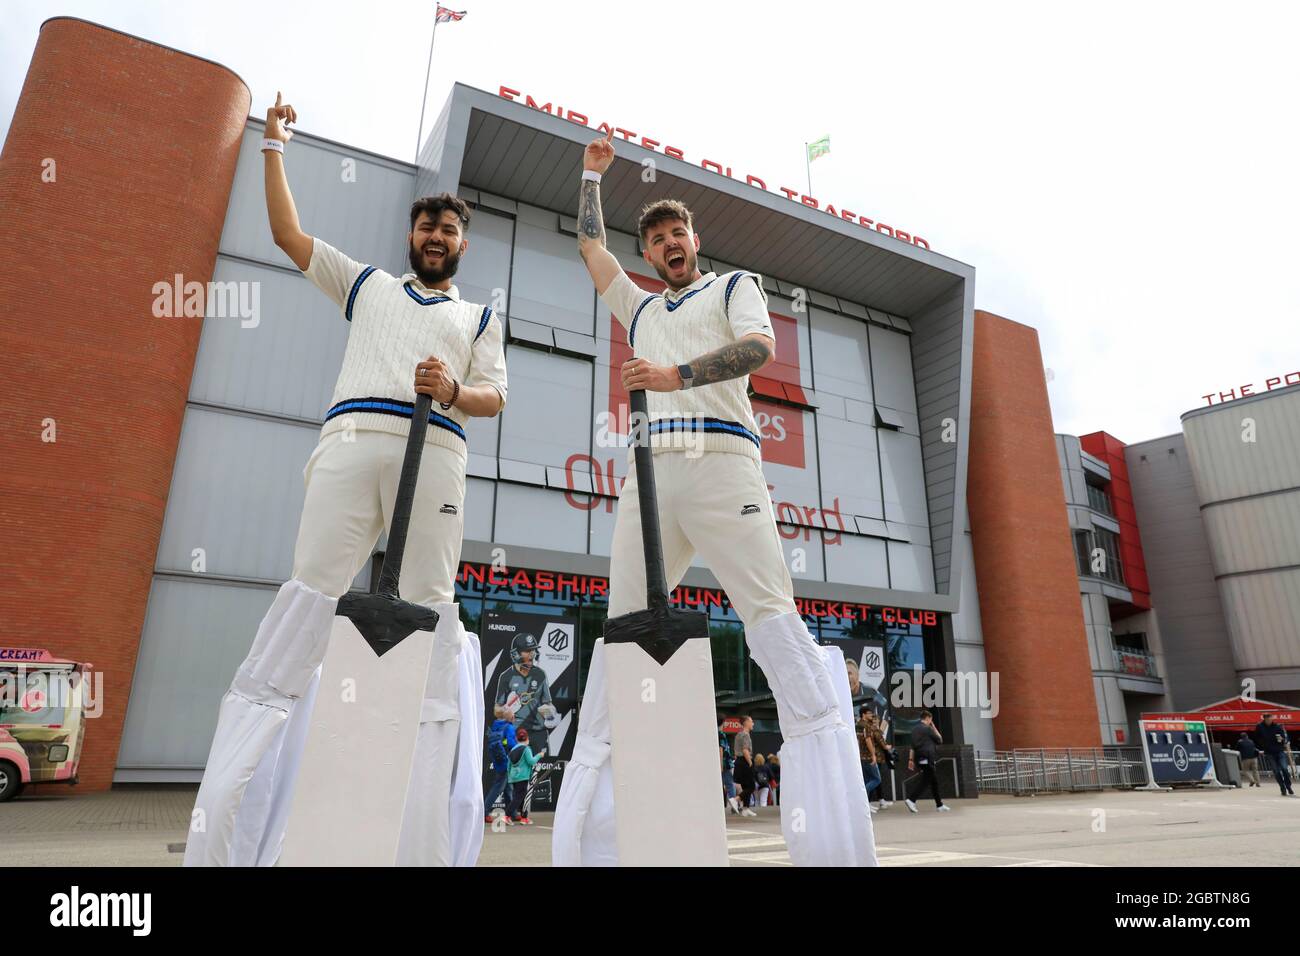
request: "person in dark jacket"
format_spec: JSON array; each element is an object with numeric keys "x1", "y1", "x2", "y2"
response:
[
  {"x1": 905, "y1": 711, "x2": 949, "y2": 812},
  {"x1": 484, "y1": 705, "x2": 518, "y2": 822},
  {"x1": 1235, "y1": 731, "x2": 1260, "y2": 787},
  {"x1": 753, "y1": 753, "x2": 772, "y2": 807},
  {"x1": 1253, "y1": 715, "x2": 1294, "y2": 796}
]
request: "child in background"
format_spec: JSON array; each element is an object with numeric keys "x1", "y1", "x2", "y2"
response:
[
  {"x1": 505, "y1": 729, "x2": 545, "y2": 825},
  {"x1": 484, "y1": 705, "x2": 518, "y2": 823}
]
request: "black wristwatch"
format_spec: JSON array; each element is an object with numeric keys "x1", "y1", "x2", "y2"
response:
[{"x1": 677, "y1": 364, "x2": 694, "y2": 390}]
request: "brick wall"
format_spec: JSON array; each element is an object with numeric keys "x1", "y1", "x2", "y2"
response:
[
  {"x1": 967, "y1": 311, "x2": 1101, "y2": 749},
  {"x1": 0, "y1": 18, "x2": 250, "y2": 789}
]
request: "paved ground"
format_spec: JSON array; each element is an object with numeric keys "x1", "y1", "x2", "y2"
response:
[{"x1": 2, "y1": 785, "x2": 1296, "y2": 866}]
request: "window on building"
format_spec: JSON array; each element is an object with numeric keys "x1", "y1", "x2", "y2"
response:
[
  {"x1": 1086, "y1": 480, "x2": 1113, "y2": 516},
  {"x1": 1073, "y1": 530, "x2": 1092, "y2": 577},
  {"x1": 1094, "y1": 528, "x2": 1125, "y2": 585}
]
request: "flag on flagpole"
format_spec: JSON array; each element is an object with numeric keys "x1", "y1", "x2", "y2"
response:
[
  {"x1": 436, "y1": 5, "x2": 467, "y2": 22},
  {"x1": 807, "y1": 135, "x2": 831, "y2": 163}
]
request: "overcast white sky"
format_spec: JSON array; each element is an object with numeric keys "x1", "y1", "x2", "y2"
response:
[{"x1": 5, "y1": 1, "x2": 1297, "y2": 441}]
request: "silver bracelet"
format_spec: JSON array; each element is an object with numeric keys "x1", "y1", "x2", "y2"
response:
[{"x1": 261, "y1": 139, "x2": 285, "y2": 154}]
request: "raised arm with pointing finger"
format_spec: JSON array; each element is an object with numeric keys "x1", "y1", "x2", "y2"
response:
[
  {"x1": 576, "y1": 130, "x2": 774, "y2": 395},
  {"x1": 263, "y1": 92, "x2": 313, "y2": 271}
]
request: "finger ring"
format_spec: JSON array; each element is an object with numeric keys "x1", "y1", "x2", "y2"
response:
[{"x1": 419, "y1": 368, "x2": 428, "y2": 376}]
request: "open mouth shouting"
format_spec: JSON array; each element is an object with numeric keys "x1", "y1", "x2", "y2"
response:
[
  {"x1": 424, "y1": 243, "x2": 448, "y2": 265},
  {"x1": 665, "y1": 247, "x2": 687, "y2": 273}
]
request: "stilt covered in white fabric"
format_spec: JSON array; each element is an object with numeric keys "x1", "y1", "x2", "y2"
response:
[
  {"x1": 396, "y1": 612, "x2": 484, "y2": 867},
  {"x1": 185, "y1": 583, "x2": 484, "y2": 867},
  {"x1": 746, "y1": 611, "x2": 877, "y2": 867},
  {"x1": 184, "y1": 580, "x2": 336, "y2": 867},
  {"x1": 551, "y1": 638, "x2": 618, "y2": 867},
  {"x1": 554, "y1": 616, "x2": 877, "y2": 867}
]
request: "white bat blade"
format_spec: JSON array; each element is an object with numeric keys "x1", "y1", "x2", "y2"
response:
[
  {"x1": 279, "y1": 617, "x2": 434, "y2": 866},
  {"x1": 604, "y1": 638, "x2": 728, "y2": 866}
]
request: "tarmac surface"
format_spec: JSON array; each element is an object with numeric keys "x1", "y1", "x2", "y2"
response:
[{"x1": 2, "y1": 783, "x2": 1297, "y2": 866}]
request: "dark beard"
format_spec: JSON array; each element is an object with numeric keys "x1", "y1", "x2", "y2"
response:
[
  {"x1": 654, "y1": 247, "x2": 698, "y2": 290},
  {"x1": 408, "y1": 242, "x2": 463, "y2": 286}
]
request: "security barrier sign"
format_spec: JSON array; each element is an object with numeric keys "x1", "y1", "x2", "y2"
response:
[{"x1": 1138, "y1": 719, "x2": 1223, "y2": 789}]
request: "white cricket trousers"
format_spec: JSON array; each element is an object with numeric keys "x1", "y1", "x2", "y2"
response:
[
  {"x1": 185, "y1": 429, "x2": 472, "y2": 867},
  {"x1": 553, "y1": 450, "x2": 877, "y2": 867},
  {"x1": 292, "y1": 429, "x2": 466, "y2": 604}
]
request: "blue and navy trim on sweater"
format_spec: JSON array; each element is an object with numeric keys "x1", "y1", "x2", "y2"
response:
[
  {"x1": 345, "y1": 266, "x2": 377, "y2": 322},
  {"x1": 324, "y1": 397, "x2": 466, "y2": 441},
  {"x1": 647, "y1": 416, "x2": 760, "y2": 448},
  {"x1": 402, "y1": 282, "x2": 455, "y2": 307},
  {"x1": 474, "y1": 306, "x2": 493, "y2": 342},
  {"x1": 627, "y1": 277, "x2": 720, "y2": 348},
  {"x1": 724, "y1": 272, "x2": 759, "y2": 315}
]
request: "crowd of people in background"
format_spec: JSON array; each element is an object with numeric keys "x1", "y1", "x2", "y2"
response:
[
  {"x1": 484, "y1": 701, "x2": 1298, "y2": 828},
  {"x1": 1240, "y1": 714, "x2": 1295, "y2": 796},
  {"x1": 720, "y1": 714, "x2": 780, "y2": 814}
]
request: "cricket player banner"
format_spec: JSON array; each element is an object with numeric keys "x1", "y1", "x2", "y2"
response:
[
  {"x1": 836, "y1": 639, "x2": 889, "y2": 718},
  {"x1": 1139, "y1": 719, "x2": 1221, "y2": 786},
  {"x1": 481, "y1": 610, "x2": 579, "y2": 811}
]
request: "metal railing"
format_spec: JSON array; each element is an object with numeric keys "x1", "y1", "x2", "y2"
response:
[
  {"x1": 1113, "y1": 648, "x2": 1159, "y2": 679},
  {"x1": 974, "y1": 747, "x2": 1148, "y2": 795}
]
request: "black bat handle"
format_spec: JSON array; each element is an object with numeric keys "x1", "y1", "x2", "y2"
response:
[
  {"x1": 629, "y1": 389, "x2": 669, "y2": 612},
  {"x1": 377, "y1": 390, "x2": 434, "y2": 597}
]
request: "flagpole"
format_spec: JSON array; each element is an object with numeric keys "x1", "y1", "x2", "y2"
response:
[
  {"x1": 804, "y1": 141, "x2": 811, "y2": 197},
  {"x1": 414, "y1": 11, "x2": 441, "y2": 164}
]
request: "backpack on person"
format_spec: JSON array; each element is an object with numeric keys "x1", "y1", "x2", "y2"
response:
[{"x1": 486, "y1": 723, "x2": 508, "y2": 767}]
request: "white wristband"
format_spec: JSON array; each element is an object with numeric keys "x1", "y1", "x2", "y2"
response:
[
  {"x1": 581, "y1": 169, "x2": 602, "y2": 183},
  {"x1": 261, "y1": 139, "x2": 284, "y2": 154}
]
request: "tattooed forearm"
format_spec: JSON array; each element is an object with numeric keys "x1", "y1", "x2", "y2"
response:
[
  {"x1": 577, "y1": 179, "x2": 606, "y2": 256},
  {"x1": 685, "y1": 337, "x2": 772, "y2": 387}
]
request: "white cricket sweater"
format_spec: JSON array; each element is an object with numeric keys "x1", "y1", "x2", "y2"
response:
[
  {"x1": 303, "y1": 239, "x2": 508, "y2": 459},
  {"x1": 601, "y1": 269, "x2": 774, "y2": 461}
]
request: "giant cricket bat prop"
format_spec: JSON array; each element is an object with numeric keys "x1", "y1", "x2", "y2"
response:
[
  {"x1": 280, "y1": 391, "x2": 453, "y2": 866},
  {"x1": 602, "y1": 390, "x2": 729, "y2": 866}
]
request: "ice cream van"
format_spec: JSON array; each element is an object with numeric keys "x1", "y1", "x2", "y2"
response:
[{"x1": 0, "y1": 648, "x2": 92, "y2": 801}]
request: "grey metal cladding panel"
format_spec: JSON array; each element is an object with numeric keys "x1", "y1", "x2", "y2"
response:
[
  {"x1": 909, "y1": 282, "x2": 969, "y2": 595},
  {"x1": 889, "y1": 541, "x2": 936, "y2": 592},
  {"x1": 1202, "y1": 491, "x2": 1300, "y2": 574},
  {"x1": 498, "y1": 349, "x2": 592, "y2": 469},
  {"x1": 455, "y1": 207, "x2": 514, "y2": 308},
  {"x1": 868, "y1": 324, "x2": 918, "y2": 416},
  {"x1": 553, "y1": 329, "x2": 599, "y2": 358},
  {"x1": 499, "y1": 458, "x2": 546, "y2": 486},
  {"x1": 157, "y1": 408, "x2": 319, "y2": 581},
  {"x1": 221, "y1": 125, "x2": 412, "y2": 273},
  {"x1": 192, "y1": 258, "x2": 343, "y2": 420},
  {"x1": 817, "y1": 416, "x2": 884, "y2": 519},
  {"x1": 510, "y1": 220, "x2": 596, "y2": 334},
  {"x1": 778, "y1": 528, "x2": 827, "y2": 582},
  {"x1": 416, "y1": 95, "x2": 453, "y2": 188},
  {"x1": 119, "y1": 578, "x2": 278, "y2": 768},
  {"x1": 879, "y1": 425, "x2": 933, "y2": 528},
  {"x1": 494, "y1": 484, "x2": 589, "y2": 554},
  {"x1": 464, "y1": 477, "x2": 495, "y2": 544},
  {"x1": 588, "y1": 494, "x2": 617, "y2": 557},
  {"x1": 516, "y1": 201, "x2": 558, "y2": 229},
  {"x1": 1183, "y1": 388, "x2": 1300, "y2": 503},
  {"x1": 1219, "y1": 569, "x2": 1300, "y2": 671},
  {"x1": 825, "y1": 534, "x2": 889, "y2": 588},
  {"x1": 465, "y1": 406, "x2": 500, "y2": 460},
  {"x1": 508, "y1": 319, "x2": 555, "y2": 348},
  {"x1": 808, "y1": 307, "x2": 872, "y2": 402}
]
